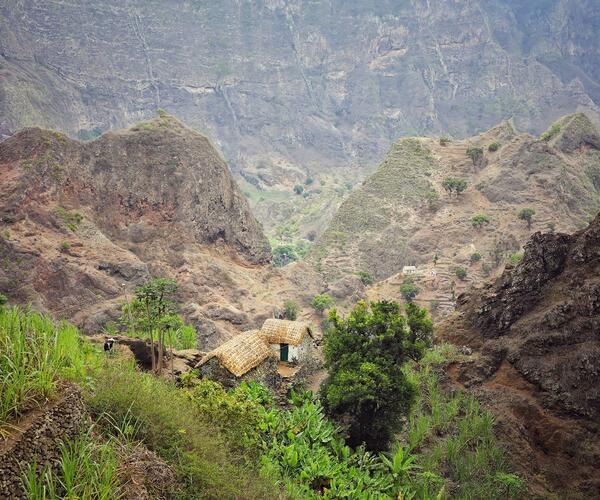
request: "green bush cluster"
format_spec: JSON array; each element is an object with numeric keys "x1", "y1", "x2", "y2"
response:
[
  {"x1": 442, "y1": 177, "x2": 468, "y2": 196},
  {"x1": 488, "y1": 142, "x2": 500, "y2": 152},
  {"x1": 471, "y1": 213, "x2": 490, "y2": 228},
  {"x1": 466, "y1": 146, "x2": 484, "y2": 164},
  {"x1": 311, "y1": 293, "x2": 335, "y2": 315}
]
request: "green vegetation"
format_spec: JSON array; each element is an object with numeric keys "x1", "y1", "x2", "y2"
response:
[
  {"x1": 471, "y1": 213, "x2": 490, "y2": 228},
  {"x1": 470, "y1": 251, "x2": 482, "y2": 263},
  {"x1": 54, "y1": 207, "x2": 83, "y2": 232},
  {"x1": 293, "y1": 184, "x2": 304, "y2": 195},
  {"x1": 540, "y1": 121, "x2": 562, "y2": 142},
  {"x1": 508, "y1": 252, "x2": 524, "y2": 266},
  {"x1": 439, "y1": 136, "x2": 450, "y2": 146},
  {"x1": 404, "y1": 345, "x2": 525, "y2": 499},
  {"x1": 322, "y1": 301, "x2": 429, "y2": 451},
  {"x1": 356, "y1": 270, "x2": 374, "y2": 286},
  {"x1": 0, "y1": 306, "x2": 97, "y2": 429},
  {"x1": 76, "y1": 127, "x2": 102, "y2": 141},
  {"x1": 2, "y1": 305, "x2": 524, "y2": 498},
  {"x1": 442, "y1": 177, "x2": 468, "y2": 196},
  {"x1": 59, "y1": 241, "x2": 71, "y2": 252},
  {"x1": 305, "y1": 176, "x2": 314, "y2": 186},
  {"x1": 518, "y1": 207, "x2": 536, "y2": 229},
  {"x1": 466, "y1": 146, "x2": 484, "y2": 165},
  {"x1": 23, "y1": 428, "x2": 121, "y2": 498},
  {"x1": 488, "y1": 142, "x2": 500, "y2": 152},
  {"x1": 88, "y1": 362, "x2": 278, "y2": 499},
  {"x1": 283, "y1": 299, "x2": 299, "y2": 320},
  {"x1": 121, "y1": 278, "x2": 180, "y2": 372},
  {"x1": 400, "y1": 277, "x2": 420, "y2": 303},
  {"x1": 272, "y1": 244, "x2": 299, "y2": 267},
  {"x1": 311, "y1": 293, "x2": 335, "y2": 315},
  {"x1": 455, "y1": 267, "x2": 468, "y2": 280},
  {"x1": 425, "y1": 190, "x2": 440, "y2": 211}
]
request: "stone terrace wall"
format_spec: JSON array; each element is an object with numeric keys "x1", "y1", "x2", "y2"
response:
[{"x1": 0, "y1": 384, "x2": 87, "y2": 498}]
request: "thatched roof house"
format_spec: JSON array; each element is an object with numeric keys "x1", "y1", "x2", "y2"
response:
[
  {"x1": 196, "y1": 319, "x2": 314, "y2": 379},
  {"x1": 260, "y1": 319, "x2": 313, "y2": 346},
  {"x1": 196, "y1": 329, "x2": 271, "y2": 377}
]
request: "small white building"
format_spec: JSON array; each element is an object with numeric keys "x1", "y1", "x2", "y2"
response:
[{"x1": 402, "y1": 265, "x2": 418, "y2": 275}]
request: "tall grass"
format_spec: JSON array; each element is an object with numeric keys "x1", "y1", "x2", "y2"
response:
[
  {"x1": 404, "y1": 343, "x2": 524, "y2": 499},
  {"x1": 86, "y1": 361, "x2": 279, "y2": 499},
  {"x1": 22, "y1": 428, "x2": 122, "y2": 499},
  {"x1": 0, "y1": 306, "x2": 97, "y2": 428}
]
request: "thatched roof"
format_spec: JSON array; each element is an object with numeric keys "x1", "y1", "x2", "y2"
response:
[
  {"x1": 260, "y1": 318, "x2": 312, "y2": 346},
  {"x1": 196, "y1": 329, "x2": 271, "y2": 377},
  {"x1": 195, "y1": 319, "x2": 313, "y2": 377}
]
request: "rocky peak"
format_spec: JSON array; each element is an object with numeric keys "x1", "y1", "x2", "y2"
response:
[
  {"x1": 439, "y1": 215, "x2": 600, "y2": 496},
  {"x1": 1, "y1": 115, "x2": 271, "y2": 264}
]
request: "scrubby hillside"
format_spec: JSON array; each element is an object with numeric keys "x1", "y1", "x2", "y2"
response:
[
  {"x1": 312, "y1": 113, "x2": 600, "y2": 315},
  {"x1": 0, "y1": 115, "x2": 323, "y2": 348},
  {"x1": 437, "y1": 213, "x2": 600, "y2": 497}
]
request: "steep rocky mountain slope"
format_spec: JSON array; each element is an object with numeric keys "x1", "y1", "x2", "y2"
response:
[
  {"x1": 0, "y1": 115, "x2": 323, "y2": 348},
  {"x1": 312, "y1": 113, "x2": 600, "y2": 314},
  {"x1": 437, "y1": 214, "x2": 600, "y2": 497},
  {"x1": 1, "y1": 0, "x2": 599, "y2": 185}
]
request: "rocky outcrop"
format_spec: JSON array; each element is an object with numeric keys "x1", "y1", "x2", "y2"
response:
[
  {"x1": 438, "y1": 215, "x2": 600, "y2": 497},
  {"x1": 0, "y1": 117, "x2": 323, "y2": 348},
  {"x1": 0, "y1": 0, "x2": 599, "y2": 184},
  {"x1": 0, "y1": 385, "x2": 87, "y2": 498}
]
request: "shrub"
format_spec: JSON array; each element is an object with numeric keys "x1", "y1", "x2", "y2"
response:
[
  {"x1": 471, "y1": 213, "x2": 490, "y2": 228},
  {"x1": 546, "y1": 222, "x2": 556, "y2": 233},
  {"x1": 304, "y1": 176, "x2": 314, "y2": 186},
  {"x1": 470, "y1": 251, "x2": 482, "y2": 263},
  {"x1": 540, "y1": 122, "x2": 561, "y2": 142},
  {"x1": 425, "y1": 190, "x2": 440, "y2": 211},
  {"x1": 60, "y1": 241, "x2": 71, "y2": 252},
  {"x1": 508, "y1": 252, "x2": 524, "y2": 266},
  {"x1": 442, "y1": 177, "x2": 467, "y2": 196},
  {"x1": 311, "y1": 294, "x2": 334, "y2": 315},
  {"x1": 488, "y1": 142, "x2": 500, "y2": 152},
  {"x1": 283, "y1": 299, "x2": 299, "y2": 320},
  {"x1": 306, "y1": 230, "x2": 317, "y2": 242},
  {"x1": 439, "y1": 137, "x2": 450, "y2": 146},
  {"x1": 466, "y1": 146, "x2": 484, "y2": 165},
  {"x1": 455, "y1": 267, "x2": 467, "y2": 280},
  {"x1": 272, "y1": 244, "x2": 298, "y2": 267},
  {"x1": 293, "y1": 184, "x2": 304, "y2": 195},
  {"x1": 400, "y1": 278, "x2": 420, "y2": 303},
  {"x1": 356, "y1": 271, "x2": 374, "y2": 286},
  {"x1": 518, "y1": 207, "x2": 536, "y2": 229},
  {"x1": 322, "y1": 301, "x2": 429, "y2": 451}
]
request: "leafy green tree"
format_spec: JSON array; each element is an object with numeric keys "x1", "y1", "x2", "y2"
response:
[
  {"x1": 322, "y1": 300, "x2": 429, "y2": 450},
  {"x1": 293, "y1": 184, "x2": 304, "y2": 195},
  {"x1": 488, "y1": 142, "x2": 500, "y2": 152},
  {"x1": 442, "y1": 177, "x2": 467, "y2": 196},
  {"x1": 283, "y1": 299, "x2": 299, "y2": 321},
  {"x1": 466, "y1": 146, "x2": 484, "y2": 165},
  {"x1": 518, "y1": 208, "x2": 536, "y2": 229},
  {"x1": 311, "y1": 294, "x2": 335, "y2": 315},
  {"x1": 134, "y1": 278, "x2": 178, "y2": 372},
  {"x1": 356, "y1": 271, "x2": 374, "y2": 286},
  {"x1": 471, "y1": 213, "x2": 490, "y2": 228},
  {"x1": 455, "y1": 267, "x2": 467, "y2": 280},
  {"x1": 272, "y1": 245, "x2": 298, "y2": 267},
  {"x1": 400, "y1": 278, "x2": 420, "y2": 303}
]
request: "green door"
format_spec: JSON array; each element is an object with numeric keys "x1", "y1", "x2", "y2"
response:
[{"x1": 280, "y1": 344, "x2": 289, "y2": 362}]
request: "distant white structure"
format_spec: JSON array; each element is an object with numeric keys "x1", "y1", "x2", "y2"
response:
[{"x1": 402, "y1": 265, "x2": 418, "y2": 275}]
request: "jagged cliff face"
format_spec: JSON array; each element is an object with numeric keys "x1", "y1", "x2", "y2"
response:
[
  {"x1": 312, "y1": 113, "x2": 600, "y2": 315},
  {"x1": 0, "y1": 0, "x2": 599, "y2": 183},
  {"x1": 0, "y1": 116, "x2": 324, "y2": 348},
  {"x1": 438, "y1": 214, "x2": 600, "y2": 497}
]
